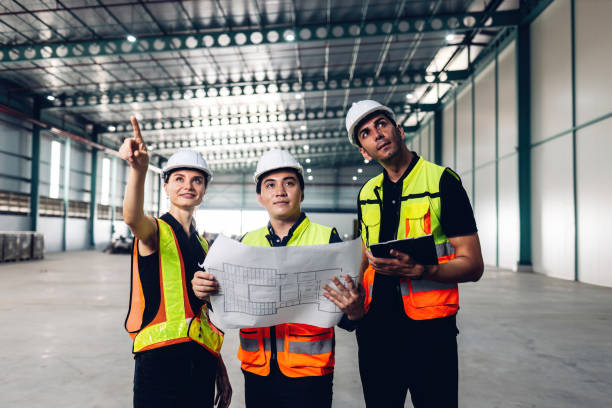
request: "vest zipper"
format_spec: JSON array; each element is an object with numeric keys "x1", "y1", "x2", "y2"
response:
[{"x1": 270, "y1": 325, "x2": 277, "y2": 361}]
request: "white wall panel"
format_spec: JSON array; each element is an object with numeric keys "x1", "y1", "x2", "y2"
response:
[
  {"x1": 95, "y1": 219, "x2": 112, "y2": 248},
  {"x1": 474, "y1": 64, "x2": 496, "y2": 167},
  {"x1": 419, "y1": 122, "x2": 431, "y2": 160},
  {"x1": 576, "y1": 118, "x2": 612, "y2": 287},
  {"x1": 575, "y1": 0, "x2": 612, "y2": 124},
  {"x1": 474, "y1": 165, "x2": 497, "y2": 266},
  {"x1": 498, "y1": 156, "x2": 519, "y2": 270},
  {"x1": 461, "y1": 171, "x2": 473, "y2": 206},
  {"x1": 442, "y1": 102, "x2": 455, "y2": 168},
  {"x1": 38, "y1": 217, "x2": 62, "y2": 252},
  {"x1": 0, "y1": 214, "x2": 29, "y2": 231},
  {"x1": 455, "y1": 85, "x2": 473, "y2": 174},
  {"x1": 531, "y1": 136, "x2": 574, "y2": 280},
  {"x1": 498, "y1": 41, "x2": 518, "y2": 157},
  {"x1": 530, "y1": 0, "x2": 572, "y2": 143},
  {"x1": 65, "y1": 218, "x2": 89, "y2": 251}
]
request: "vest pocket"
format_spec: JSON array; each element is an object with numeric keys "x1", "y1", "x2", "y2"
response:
[
  {"x1": 406, "y1": 280, "x2": 459, "y2": 309},
  {"x1": 237, "y1": 328, "x2": 266, "y2": 366},
  {"x1": 402, "y1": 201, "x2": 431, "y2": 238},
  {"x1": 361, "y1": 205, "x2": 380, "y2": 246},
  {"x1": 285, "y1": 324, "x2": 334, "y2": 368}
]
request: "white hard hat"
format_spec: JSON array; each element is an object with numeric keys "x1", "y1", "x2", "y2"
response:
[
  {"x1": 253, "y1": 149, "x2": 303, "y2": 183},
  {"x1": 162, "y1": 149, "x2": 213, "y2": 181},
  {"x1": 345, "y1": 100, "x2": 395, "y2": 147}
]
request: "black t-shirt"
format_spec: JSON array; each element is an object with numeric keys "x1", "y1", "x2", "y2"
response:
[
  {"x1": 358, "y1": 154, "x2": 477, "y2": 329},
  {"x1": 137, "y1": 212, "x2": 206, "y2": 329}
]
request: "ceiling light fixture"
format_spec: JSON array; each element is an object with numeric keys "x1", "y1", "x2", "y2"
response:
[
  {"x1": 126, "y1": 34, "x2": 137, "y2": 43},
  {"x1": 46, "y1": 95, "x2": 55, "y2": 101},
  {"x1": 446, "y1": 33, "x2": 456, "y2": 42}
]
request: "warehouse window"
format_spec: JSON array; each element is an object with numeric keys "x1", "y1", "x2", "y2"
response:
[
  {"x1": 49, "y1": 140, "x2": 61, "y2": 198},
  {"x1": 101, "y1": 157, "x2": 110, "y2": 205}
]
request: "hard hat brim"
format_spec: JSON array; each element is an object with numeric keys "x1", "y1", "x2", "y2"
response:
[
  {"x1": 162, "y1": 164, "x2": 213, "y2": 180},
  {"x1": 253, "y1": 165, "x2": 303, "y2": 184},
  {"x1": 348, "y1": 105, "x2": 395, "y2": 147}
]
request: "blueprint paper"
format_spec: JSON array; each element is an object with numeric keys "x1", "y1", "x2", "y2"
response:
[{"x1": 203, "y1": 234, "x2": 361, "y2": 329}]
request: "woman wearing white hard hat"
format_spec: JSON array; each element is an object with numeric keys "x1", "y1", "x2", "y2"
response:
[{"x1": 120, "y1": 117, "x2": 231, "y2": 408}]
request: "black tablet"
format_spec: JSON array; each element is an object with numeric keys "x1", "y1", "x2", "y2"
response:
[{"x1": 370, "y1": 234, "x2": 439, "y2": 265}]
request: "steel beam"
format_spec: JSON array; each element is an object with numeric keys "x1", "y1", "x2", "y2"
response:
[
  {"x1": 101, "y1": 105, "x2": 433, "y2": 136},
  {"x1": 62, "y1": 138, "x2": 71, "y2": 251},
  {"x1": 43, "y1": 71, "x2": 468, "y2": 110},
  {"x1": 0, "y1": 11, "x2": 520, "y2": 64},
  {"x1": 111, "y1": 155, "x2": 117, "y2": 240},
  {"x1": 89, "y1": 132, "x2": 98, "y2": 248},
  {"x1": 433, "y1": 109, "x2": 443, "y2": 165},
  {"x1": 516, "y1": 23, "x2": 532, "y2": 272},
  {"x1": 30, "y1": 98, "x2": 41, "y2": 231}
]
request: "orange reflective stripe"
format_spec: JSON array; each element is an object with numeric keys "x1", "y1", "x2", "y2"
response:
[
  {"x1": 424, "y1": 209, "x2": 431, "y2": 235},
  {"x1": 405, "y1": 217, "x2": 410, "y2": 237}
]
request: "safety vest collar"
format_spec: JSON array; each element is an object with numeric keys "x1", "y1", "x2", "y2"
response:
[{"x1": 265, "y1": 212, "x2": 308, "y2": 246}]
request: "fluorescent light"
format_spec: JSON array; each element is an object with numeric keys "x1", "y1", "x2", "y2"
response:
[
  {"x1": 127, "y1": 34, "x2": 137, "y2": 43},
  {"x1": 107, "y1": 125, "x2": 116, "y2": 132},
  {"x1": 308, "y1": 175, "x2": 313, "y2": 181},
  {"x1": 352, "y1": 176, "x2": 357, "y2": 181},
  {"x1": 46, "y1": 95, "x2": 55, "y2": 101},
  {"x1": 364, "y1": 159, "x2": 369, "y2": 164},
  {"x1": 446, "y1": 33, "x2": 456, "y2": 42},
  {"x1": 357, "y1": 168, "x2": 363, "y2": 173},
  {"x1": 306, "y1": 168, "x2": 312, "y2": 173},
  {"x1": 405, "y1": 93, "x2": 414, "y2": 100},
  {"x1": 305, "y1": 158, "x2": 311, "y2": 163}
]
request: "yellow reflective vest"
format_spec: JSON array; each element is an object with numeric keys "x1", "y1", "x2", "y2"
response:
[
  {"x1": 238, "y1": 216, "x2": 336, "y2": 378},
  {"x1": 125, "y1": 218, "x2": 224, "y2": 355},
  {"x1": 359, "y1": 157, "x2": 459, "y2": 320}
]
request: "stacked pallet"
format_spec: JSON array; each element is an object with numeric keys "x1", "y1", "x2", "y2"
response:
[{"x1": 0, "y1": 232, "x2": 44, "y2": 262}]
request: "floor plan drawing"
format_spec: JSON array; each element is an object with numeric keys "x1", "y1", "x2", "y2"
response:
[
  {"x1": 204, "y1": 234, "x2": 362, "y2": 328},
  {"x1": 211, "y1": 262, "x2": 350, "y2": 316}
]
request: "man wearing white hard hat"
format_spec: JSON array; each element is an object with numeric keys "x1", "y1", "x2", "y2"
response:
[
  {"x1": 121, "y1": 117, "x2": 231, "y2": 408},
  {"x1": 193, "y1": 149, "x2": 363, "y2": 408},
  {"x1": 326, "y1": 100, "x2": 484, "y2": 407}
]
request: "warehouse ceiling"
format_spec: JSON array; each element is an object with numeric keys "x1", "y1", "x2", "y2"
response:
[{"x1": 0, "y1": 0, "x2": 524, "y2": 173}]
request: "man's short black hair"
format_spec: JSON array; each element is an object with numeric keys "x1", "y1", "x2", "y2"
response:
[
  {"x1": 353, "y1": 111, "x2": 397, "y2": 148},
  {"x1": 256, "y1": 167, "x2": 305, "y2": 194},
  {"x1": 163, "y1": 167, "x2": 210, "y2": 187}
]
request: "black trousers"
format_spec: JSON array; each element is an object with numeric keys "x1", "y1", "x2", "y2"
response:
[
  {"x1": 243, "y1": 362, "x2": 333, "y2": 408},
  {"x1": 133, "y1": 342, "x2": 217, "y2": 408},
  {"x1": 357, "y1": 313, "x2": 459, "y2": 408}
]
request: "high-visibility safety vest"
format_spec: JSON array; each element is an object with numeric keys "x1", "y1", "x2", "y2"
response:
[
  {"x1": 124, "y1": 218, "x2": 224, "y2": 355},
  {"x1": 359, "y1": 157, "x2": 459, "y2": 321},
  {"x1": 239, "y1": 217, "x2": 335, "y2": 378}
]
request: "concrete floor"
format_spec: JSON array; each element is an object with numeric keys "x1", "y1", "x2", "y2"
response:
[{"x1": 1, "y1": 251, "x2": 611, "y2": 408}]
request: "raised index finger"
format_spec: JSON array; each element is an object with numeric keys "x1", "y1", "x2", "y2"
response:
[{"x1": 130, "y1": 116, "x2": 144, "y2": 142}]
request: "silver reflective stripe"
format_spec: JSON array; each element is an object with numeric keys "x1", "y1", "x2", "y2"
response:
[
  {"x1": 240, "y1": 336, "x2": 260, "y2": 352},
  {"x1": 412, "y1": 280, "x2": 457, "y2": 293},
  {"x1": 262, "y1": 336, "x2": 284, "y2": 351},
  {"x1": 368, "y1": 284, "x2": 373, "y2": 299},
  {"x1": 288, "y1": 338, "x2": 333, "y2": 355},
  {"x1": 435, "y1": 242, "x2": 455, "y2": 258},
  {"x1": 276, "y1": 337, "x2": 285, "y2": 352},
  {"x1": 400, "y1": 280, "x2": 410, "y2": 296}
]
